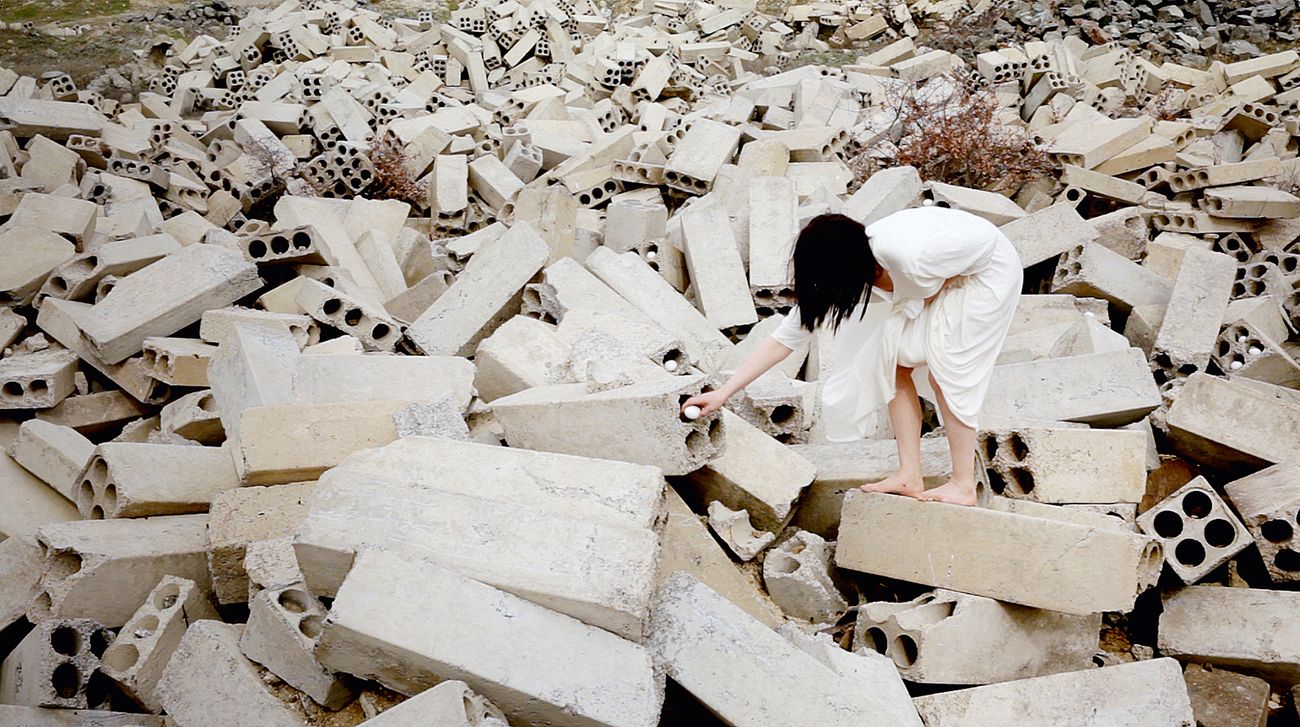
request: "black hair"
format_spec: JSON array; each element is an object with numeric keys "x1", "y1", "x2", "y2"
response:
[{"x1": 791, "y1": 213, "x2": 877, "y2": 332}]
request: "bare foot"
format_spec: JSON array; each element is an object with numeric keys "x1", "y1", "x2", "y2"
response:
[
  {"x1": 916, "y1": 480, "x2": 978, "y2": 506},
  {"x1": 858, "y1": 471, "x2": 924, "y2": 497}
]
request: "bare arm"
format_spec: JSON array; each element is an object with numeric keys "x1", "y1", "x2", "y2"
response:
[{"x1": 681, "y1": 336, "x2": 795, "y2": 416}]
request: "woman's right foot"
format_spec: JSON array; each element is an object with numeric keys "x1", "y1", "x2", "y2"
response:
[{"x1": 858, "y1": 471, "x2": 924, "y2": 497}]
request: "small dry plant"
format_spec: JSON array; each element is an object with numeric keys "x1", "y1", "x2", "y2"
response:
[{"x1": 367, "y1": 141, "x2": 425, "y2": 205}]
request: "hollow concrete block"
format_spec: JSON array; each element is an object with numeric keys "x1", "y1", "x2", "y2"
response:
[
  {"x1": 980, "y1": 348, "x2": 1162, "y2": 427},
  {"x1": 291, "y1": 352, "x2": 475, "y2": 410},
  {"x1": 978, "y1": 427, "x2": 1147, "y2": 503},
  {"x1": 706, "y1": 502, "x2": 774, "y2": 561},
  {"x1": 840, "y1": 165, "x2": 922, "y2": 226},
  {"x1": 357, "y1": 680, "x2": 509, "y2": 727},
  {"x1": 74, "y1": 442, "x2": 240, "y2": 519},
  {"x1": 234, "y1": 399, "x2": 412, "y2": 485},
  {"x1": 207, "y1": 483, "x2": 315, "y2": 605},
  {"x1": 0, "y1": 348, "x2": 79, "y2": 411},
  {"x1": 1224, "y1": 464, "x2": 1300, "y2": 583},
  {"x1": 1150, "y1": 247, "x2": 1236, "y2": 384},
  {"x1": 0, "y1": 448, "x2": 80, "y2": 541},
  {"x1": 680, "y1": 198, "x2": 757, "y2": 332},
  {"x1": 241, "y1": 583, "x2": 353, "y2": 709},
  {"x1": 1136, "y1": 476, "x2": 1251, "y2": 584},
  {"x1": 473, "y1": 315, "x2": 571, "y2": 402},
  {"x1": 1051, "y1": 242, "x2": 1173, "y2": 314},
  {"x1": 1165, "y1": 373, "x2": 1300, "y2": 468},
  {"x1": 8, "y1": 420, "x2": 94, "y2": 503},
  {"x1": 295, "y1": 278, "x2": 404, "y2": 352},
  {"x1": 1159, "y1": 585, "x2": 1300, "y2": 683},
  {"x1": 0, "y1": 617, "x2": 112, "y2": 709},
  {"x1": 997, "y1": 203, "x2": 1097, "y2": 268},
  {"x1": 762, "y1": 530, "x2": 847, "y2": 623}
]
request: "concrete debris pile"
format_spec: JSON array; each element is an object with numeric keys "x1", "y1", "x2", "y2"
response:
[{"x1": 0, "y1": 0, "x2": 1298, "y2": 724}]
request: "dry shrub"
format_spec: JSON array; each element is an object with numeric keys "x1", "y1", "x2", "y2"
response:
[
  {"x1": 864, "y1": 72, "x2": 1054, "y2": 194},
  {"x1": 367, "y1": 142, "x2": 425, "y2": 205}
]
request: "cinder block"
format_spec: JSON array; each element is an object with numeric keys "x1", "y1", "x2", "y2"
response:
[
  {"x1": 706, "y1": 501, "x2": 775, "y2": 561},
  {"x1": 241, "y1": 582, "x2": 354, "y2": 708},
  {"x1": 855, "y1": 588, "x2": 1100, "y2": 684},
  {"x1": 981, "y1": 349, "x2": 1162, "y2": 426},
  {"x1": 663, "y1": 118, "x2": 741, "y2": 193},
  {"x1": 155, "y1": 621, "x2": 309, "y2": 727},
  {"x1": 1223, "y1": 464, "x2": 1300, "y2": 583},
  {"x1": 912, "y1": 658, "x2": 1194, "y2": 726},
  {"x1": 997, "y1": 203, "x2": 1097, "y2": 267},
  {"x1": 491, "y1": 375, "x2": 724, "y2": 476},
  {"x1": 407, "y1": 222, "x2": 550, "y2": 356},
  {"x1": 1167, "y1": 159, "x2": 1280, "y2": 193},
  {"x1": 41, "y1": 234, "x2": 181, "y2": 303},
  {"x1": 141, "y1": 337, "x2": 218, "y2": 387},
  {"x1": 1202, "y1": 186, "x2": 1300, "y2": 219},
  {"x1": 467, "y1": 153, "x2": 525, "y2": 208},
  {"x1": 74, "y1": 442, "x2": 239, "y2": 519},
  {"x1": 473, "y1": 315, "x2": 571, "y2": 402},
  {"x1": 762, "y1": 530, "x2": 846, "y2": 623},
  {"x1": 99, "y1": 576, "x2": 218, "y2": 712},
  {"x1": 296, "y1": 279, "x2": 404, "y2": 352},
  {"x1": 1136, "y1": 477, "x2": 1251, "y2": 584},
  {"x1": 78, "y1": 244, "x2": 263, "y2": 364},
  {"x1": 357, "y1": 680, "x2": 508, "y2": 726},
  {"x1": 0, "y1": 348, "x2": 79, "y2": 411},
  {"x1": 158, "y1": 390, "x2": 224, "y2": 445},
  {"x1": 1051, "y1": 242, "x2": 1173, "y2": 313},
  {"x1": 836, "y1": 491, "x2": 1163, "y2": 614},
  {"x1": 0, "y1": 706, "x2": 164, "y2": 726},
  {"x1": 926, "y1": 181, "x2": 1027, "y2": 226},
  {"x1": 1159, "y1": 585, "x2": 1300, "y2": 682},
  {"x1": 680, "y1": 198, "x2": 757, "y2": 331},
  {"x1": 292, "y1": 353, "x2": 475, "y2": 410},
  {"x1": 747, "y1": 177, "x2": 798, "y2": 302},
  {"x1": 0, "y1": 226, "x2": 75, "y2": 305},
  {"x1": 1165, "y1": 373, "x2": 1300, "y2": 468},
  {"x1": 0, "y1": 617, "x2": 113, "y2": 709},
  {"x1": 1048, "y1": 116, "x2": 1151, "y2": 169},
  {"x1": 0, "y1": 448, "x2": 80, "y2": 541},
  {"x1": 30, "y1": 514, "x2": 211, "y2": 627},
  {"x1": 978, "y1": 427, "x2": 1147, "y2": 503},
  {"x1": 208, "y1": 484, "x2": 314, "y2": 604},
  {"x1": 317, "y1": 548, "x2": 662, "y2": 726},
  {"x1": 649, "y1": 572, "x2": 923, "y2": 727},
  {"x1": 1150, "y1": 247, "x2": 1236, "y2": 384},
  {"x1": 8, "y1": 420, "x2": 94, "y2": 502},
  {"x1": 200, "y1": 308, "x2": 316, "y2": 349},
  {"x1": 0, "y1": 536, "x2": 44, "y2": 633},
  {"x1": 206, "y1": 324, "x2": 299, "y2": 443},
  {"x1": 234, "y1": 400, "x2": 412, "y2": 485}
]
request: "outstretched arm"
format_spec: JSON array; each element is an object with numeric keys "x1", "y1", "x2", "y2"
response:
[{"x1": 680, "y1": 336, "x2": 794, "y2": 416}]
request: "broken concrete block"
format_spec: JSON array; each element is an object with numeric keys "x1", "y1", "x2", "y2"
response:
[
  {"x1": 207, "y1": 483, "x2": 314, "y2": 605},
  {"x1": 981, "y1": 349, "x2": 1162, "y2": 426},
  {"x1": 1182, "y1": 663, "x2": 1270, "y2": 727},
  {"x1": 317, "y1": 548, "x2": 662, "y2": 726},
  {"x1": 762, "y1": 530, "x2": 846, "y2": 623},
  {"x1": 706, "y1": 501, "x2": 775, "y2": 561},
  {"x1": 680, "y1": 198, "x2": 757, "y2": 332},
  {"x1": 0, "y1": 225, "x2": 75, "y2": 305},
  {"x1": 1136, "y1": 476, "x2": 1251, "y2": 584},
  {"x1": 1159, "y1": 585, "x2": 1300, "y2": 682},
  {"x1": 8, "y1": 419, "x2": 94, "y2": 502},
  {"x1": 997, "y1": 203, "x2": 1097, "y2": 268},
  {"x1": 912, "y1": 657, "x2": 1194, "y2": 726},
  {"x1": 155, "y1": 620, "x2": 308, "y2": 727},
  {"x1": 1051, "y1": 242, "x2": 1173, "y2": 313},
  {"x1": 99, "y1": 576, "x2": 218, "y2": 712},
  {"x1": 358, "y1": 680, "x2": 509, "y2": 727},
  {"x1": 0, "y1": 347, "x2": 79, "y2": 410},
  {"x1": 78, "y1": 244, "x2": 262, "y2": 364},
  {"x1": 407, "y1": 222, "x2": 550, "y2": 357},
  {"x1": 206, "y1": 324, "x2": 299, "y2": 444},
  {"x1": 0, "y1": 706, "x2": 163, "y2": 726},
  {"x1": 1, "y1": 536, "x2": 43, "y2": 633},
  {"x1": 241, "y1": 582, "x2": 354, "y2": 709},
  {"x1": 141, "y1": 337, "x2": 218, "y2": 387},
  {"x1": 75, "y1": 442, "x2": 240, "y2": 519},
  {"x1": 234, "y1": 400, "x2": 412, "y2": 485},
  {"x1": 490, "y1": 375, "x2": 724, "y2": 476},
  {"x1": 649, "y1": 572, "x2": 923, "y2": 727},
  {"x1": 1224, "y1": 464, "x2": 1300, "y2": 583},
  {"x1": 159, "y1": 389, "x2": 224, "y2": 445},
  {"x1": 837, "y1": 491, "x2": 1163, "y2": 614},
  {"x1": 979, "y1": 427, "x2": 1147, "y2": 503},
  {"x1": 30, "y1": 514, "x2": 210, "y2": 627},
  {"x1": 856, "y1": 588, "x2": 1099, "y2": 685},
  {"x1": 1150, "y1": 247, "x2": 1236, "y2": 385},
  {"x1": 1165, "y1": 373, "x2": 1300, "y2": 468},
  {"x1": 0, "y1": 617, "x2": 112, "y2": 709}
]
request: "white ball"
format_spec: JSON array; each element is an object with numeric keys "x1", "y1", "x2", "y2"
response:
[
  {"x1": 1083, "y1": 311, "x2": 1095, "y2": 318},
  {"x1": 922, "y1": 198, "x2": 935, "y2": 207},
  {"x1": 1238, "y1": 335, "x2": 1249, "y2": 343},
  {"x1": 1248, "y1": 346, "x2": 1262, "y2": 356},
  {"x1": 645, "y1": 250, "x2": 658, "y2": 260},
  {"x1": 664, "y1": 359, "x2": 679, "y2": 372},
  {"x1": 1230, "y1": 360, "x2": 1243, "y2": 370},
  {"x1": 683, "y1": 405, "x2": 702, "y2": 420}
]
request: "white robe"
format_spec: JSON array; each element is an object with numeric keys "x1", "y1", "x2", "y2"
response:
[{"x1": 771, "y1": 206, "x2": 1023, "y2": 440}]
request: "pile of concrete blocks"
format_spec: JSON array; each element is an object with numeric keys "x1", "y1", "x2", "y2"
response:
[{"x1": 0, "y1": 0, "x2": 1298, "y2": 724}]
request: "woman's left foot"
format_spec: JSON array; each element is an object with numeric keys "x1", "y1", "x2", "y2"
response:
[{"x1": 916, "y1": 481, "x2": 978, "y2": 506}]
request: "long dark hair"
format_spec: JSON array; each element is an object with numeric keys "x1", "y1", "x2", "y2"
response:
[{"x1": 791, "y1": 213, "x2": 876, "y2": 332}]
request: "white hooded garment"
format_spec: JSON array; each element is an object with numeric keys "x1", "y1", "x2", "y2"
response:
[{"x1": 771, "y1": 206, "x2": 1023, "y2": 441}]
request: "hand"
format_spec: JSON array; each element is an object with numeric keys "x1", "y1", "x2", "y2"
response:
[{"x1": 681, "y1": 390, "x2": 728, "y2": 418}]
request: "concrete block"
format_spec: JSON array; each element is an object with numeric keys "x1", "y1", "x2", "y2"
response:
[
  {"x1": 34, "y1": 391, "x2": 150, "y2": 437},
  {"x1": 99, "y1": 576, "x2": 218, "y2": 712},
  {"x1": 1159, "y1": 585, "x2": 1300, "y2": 682},
  {"x1": 200, "y1": 308, "x2": 316, "y2": 349},
  {"x1": 912, "y1": 658, "x2": 1194, "y2": 726},
  {"x1": 208, "y1": 484, "x2": 315, "y2": 604},
  {"x1": 664, "y1": 118, "x2": 741, "y2": 193},
  {"x1": 357, "y1": 680, "x2": 508, "y2": 727},
  {"x1": 8, "y1": 420, "x2": 94, "y2": 502},
  {"x1": 926, "y1": 181, "x2": 1027, "y2": 226},
  {"x1": 0, "y1": 225, "x2": 75, "y2": 306},
  {"x1": 762, "y1": 530, "x2": 846, "y2": 623},
  {"x1": 490, "y1": 375, "x2": 724, "y2": 476},
  {"x1": 206, "y1": 324, "x2": 299, "y2": 444},
  {"x1": 836, "y1": 491, "x2": 1163, "y2": 614},
  {"x1": 0, "y1": 536, "x2": 44, "y2": 632},
  {"x1": 1168, "y1": 159, "x2": 1281, "y2": 193},
  {"x1": 978, "y1": 427, "x2": 1147, "y2": 503},
  {"x1": 1150, "y1": 247, "x2": 1236, "y2": 384},
  {"x1": 34, "y1": 299, "x2": 167, "y2": 405},
  {"x1": 997, "y1": 203, "x2": 1097, "y2": 268},
  {"x1": 1136, "y1": 476, "x2": 1251, "y2": 584},
  {"x1": 0, "y1": 706, "x2": 163, "y2": 726},
  {"x1": 39, "y1": 234, "x2": 180, "y2": 304},
  {"x1": 1202, "y1": 185, "x2": 1300, "y2": 219},
  {"x1": 680, "y1": 198, "x2": 757, "y2": 331},
  {"x1": 747, "y1": 177, "x2": 798, "y2": 305},
  {"x1": 473, "y1": 315, "x2": 571, "y2": 402},
  {"x1": 0, "y1": 617, "x2": 112, "y2": 709},
  {"x1": 78, "y1": 244, "x2": 262, "y2": 364},
  {"x1": 30, "y1": 514, "x2": 210, "y2": 628},
  {"x1": 0, "y1": 348, "x2": 79, "y2": 411},
  {"x1": 1048, "y1": 116, "x2": 1152, "y2": 169},
  {"x1": 1051, "y1": 242, "x2": 1173, "y2": 313},
  {"x1": 241, "y1": 582, "x2": 353, "y2": 708},
  {"x1": 155, "y1": 621, "x2": 309, "y2": 727},
  {"x1": 706, "y1": 501, "x2": 775, "y2": 561},
  {"x1": 1060, "y1": 164, "x2": 1148, "y2": 204},
  {"x1": 407, "y1": 223, "x2": 550, "y2": 356},
  {"x1": 0, "y1": 448, "x2": 80, "y2": 541},
  {"x1": 855, "y1": 588, "x2": 1100, "y2": 684},
  {"x1": 1165, "y1": 373, "x2": 1300, "y2": 468},
  {"x1": 141, "y1": 337, "x2": 218, "y2": 387},
  {"x1": 9, "y1": 196, "x2": 96, "y2": 244},
  {"x1": 981, "y1": 349, "x2": 1162, "y2": 427},
  {"x1": 1182, "y1": 663, "x2": 1270, "y2": 727},
  {"x1": 649, "y1": 572, "x2": 923, "y2": 727},
  {"x1": 317, "y1": 548, "x2": 662, "y2": 726},
  {"x1": 468, "y1": 153, "x2": 525, "y2": 208},
  {"x1": 789, "y1": 437, "x2": 951, "y2": 537},
  {"x1": 1087, "y1": 206, "x2": 1148, "y2": 260},
  {"x1": 1223, "y1": 464, "x2": 1300, "y2": 583},
  {"x1": 235, "y1": 400, "x2": 413, "y2": 485},
  {"x1": 74, "y1": 442, "x2": 240, "y2": 519},
  {"x1": 295, "y1": 278, "x2": 404, "y2": 352},
  {"x1": 292, "y1": 353, "x2": 475, "y2": 410}
]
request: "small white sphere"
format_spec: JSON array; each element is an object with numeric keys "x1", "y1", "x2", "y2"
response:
[
  {"x1": 922, "y1": 198, "x2": 935, "y2": 207},
  {"x1": 683, "y1": 405, "x2": 702, "y2": 420},
  {"x1": 645, "y1": 250, "x2": 658, "y2": 260},
  {"x1": 1230, "y1": 360, "x2": 1244, "y2": 370},
  {"x1": 1083, "y1": 311, "x2": 1095, "y2": 318},
  {"x1": 1248, "y1": 346, "x2": 1262, "y2": 356},
  {"x1": 1238, "y1": 335, "x2": 1249, "y2": 343},
  {"x1": 664, "y1": 359, "x2": 679, "y2": 372}
]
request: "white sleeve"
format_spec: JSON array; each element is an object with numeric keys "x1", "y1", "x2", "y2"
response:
[{"x1": 769, "y1": 306, "x2": 813, "y2": 350}]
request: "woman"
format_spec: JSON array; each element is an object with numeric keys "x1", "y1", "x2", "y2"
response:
[{"x1": 682, "y1": 207, "x2": 1023, "y2": 506}]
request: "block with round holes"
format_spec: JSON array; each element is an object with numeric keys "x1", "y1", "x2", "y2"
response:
[
  {"x1": 240, "y1": 582, "x2": 355, "y2": 709},
  {"x1": 1051, "y1": 242, "x2": 1173, "y2": 313},
  {"x1": 239, "y1": 225, "x2": 327, "y2": 266},
  {"x1": 0, "y1": 617, "x2": 114, "y2": 709},
  {"x1": 854, "y1": 588, "x2": 1099, "y2": 685},
  {"x1": 0, "y1": 224, "x2": 76, "y2": 306},
  {"x1": 663, "y1": 118, "x2": 740, "y2": 195},
  {"x1": 294, "y1": 278, "x2": 404, "y2": 352},
  {"x1": 139, "y1": 337, "x2": 217, "y2": 388},
  {"x1": 74, "y1": 442, "x2": 240, "y2": 520},
  {"x1": 1201, "y1": 186, "x2": 1300, "y2": 220},
  {"x1": 99, "y1": 576, "x2": 217, "y2": 712},
  {"x1": 0, "y1": 347, "x2": 79, "y2": 411},
  {"x1": 1159, "y1": 585, "x2": 1300, "y2": 683},
  {"x1": 39, "y1": 233, "x2": 180, "y2": 303},
  {"x1": 1148, "y1": 246, "x2": 1237, "y2": 386},
  {"x1": 1212, "y1": 320, "x2": 1300, "y2": 387},
  {"x1": 1224, "y1": 464, "x2": 1300, "y2": 583},
  {"x1": 355, "y1": 679, "x2": 508, "y2": 727},
  {"x1": 979, "y1": 427, "x2": 1146, "y2": 504},
  {"x1": 1136, "y1": 477, "x2": 1250, "y2": 584},
  {"x1": 8, "y1": 419, "x2": 94, "y2": 503},
  {"x1": 761, "y1": 530, "x2": 846, "y2": 622}
]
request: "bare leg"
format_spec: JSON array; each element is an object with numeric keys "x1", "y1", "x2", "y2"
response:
[
  {"x1": 916, "y1": 373, "x2": 979, "y2": 506},
  {"x1": 859, "y1": 366, "x2": 924, "y2": 497}
]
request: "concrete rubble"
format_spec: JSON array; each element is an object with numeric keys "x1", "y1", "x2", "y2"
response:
[{"x1": 0, "y1": 0, "x2": 1297, "y2": 723}]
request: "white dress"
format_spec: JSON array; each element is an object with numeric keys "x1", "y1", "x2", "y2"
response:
[{"x1": 771, "y1": 206, "x2": 1023, "y2": 440}]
